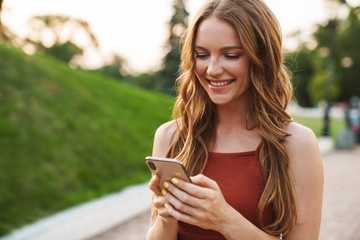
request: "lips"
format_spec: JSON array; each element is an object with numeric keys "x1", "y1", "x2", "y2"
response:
[{"x1": 208, "y1": 79, "x2": 235, "y2": 87}]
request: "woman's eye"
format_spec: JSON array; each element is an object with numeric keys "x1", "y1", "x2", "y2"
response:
[
  {"x1": 225, "y1": 54, "x2": 240, "y2": 59},
  {"x1": 195, "y1": 53, "x2": 209, "y2": 59}
]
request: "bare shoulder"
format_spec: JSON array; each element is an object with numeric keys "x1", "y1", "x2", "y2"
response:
[
  {"x1": 284, "y1": 121, "x2": 320, "y2": 160},
  {"x1": 154, "y1": 120, "x2": 178, "y2": 143},
  {"x1": 152, "y1": 120, "x2": 178, "y2": 157},
  {"x1": 284, "y1": 121, "x2": 324, "y2": 237},
  {"x1": 283, "y1": 121, "x2": 323, "y2": 191}
]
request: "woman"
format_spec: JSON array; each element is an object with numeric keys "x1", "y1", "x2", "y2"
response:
[{"x1": 147, "y1": 0, "x2": 323, "y2": 239}]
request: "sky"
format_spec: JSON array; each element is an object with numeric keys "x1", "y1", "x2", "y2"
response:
[{"x1": 2, "y1": 0, "x2": 360, "y2": 74}]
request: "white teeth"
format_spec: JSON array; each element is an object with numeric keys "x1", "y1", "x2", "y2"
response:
[{"x1": 210, "y1": 80, "x2": 233, "y2": 86}]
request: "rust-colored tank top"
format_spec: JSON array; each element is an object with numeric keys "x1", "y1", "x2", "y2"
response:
[{"x1": 178, "y1": 146, "x2": 274, "y2": 239}]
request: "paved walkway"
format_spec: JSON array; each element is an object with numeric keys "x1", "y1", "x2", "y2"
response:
[
  {"x1": 89, "y1": 147, "x2": 360, "y2": 240},
  {"x1": 319, "y1": 146, "x2": 360, "y2": 240}
]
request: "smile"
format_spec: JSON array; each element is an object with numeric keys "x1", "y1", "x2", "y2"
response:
[{"x1": 209, "y1": 80, "x2": 235, "y2": 87}]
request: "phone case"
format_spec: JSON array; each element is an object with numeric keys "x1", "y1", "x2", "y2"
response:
[{"x1": 145, "y1": 156, "x2": 191, "y2": 186}]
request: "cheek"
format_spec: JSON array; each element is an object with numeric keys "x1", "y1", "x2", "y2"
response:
[
  {"x1": 194, "y1": 67, "x2": 208, "y2": 90},
  {"x1": 195, "y1": 72, "x2": 207, "y2": 90},
  {"x1": 194, "y1": 61, "x2": 207, "y2": 78},
  {"x1": 229, "y1": 59, "x2": 250, "y2": 77}
]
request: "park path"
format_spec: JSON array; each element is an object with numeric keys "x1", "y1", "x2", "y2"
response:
[{"x1": 89, "y1": 146, "x2": 360, "y2": 240}]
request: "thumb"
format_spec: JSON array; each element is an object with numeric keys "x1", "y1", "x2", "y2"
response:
[{"x1": 191, "y1": 174, "x2": 219, "y2": 190}]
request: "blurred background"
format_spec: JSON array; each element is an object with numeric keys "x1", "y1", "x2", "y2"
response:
[{"x1": 1, "y1": 0, "x2": 360, "y2": 239}]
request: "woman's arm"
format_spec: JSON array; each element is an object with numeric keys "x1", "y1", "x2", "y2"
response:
[
  {"x1": 285, "y1": 122, "x2": 324, "y2": 239},
  {"x1": 146, "y1": 121, "x2": 179, "y2": 240},
  {"x1": 147, "y1": 176, "x2": 178, "y2": 240},
  {"x1": 161, "y1": 122, "x2": 323, "y2": 240}
]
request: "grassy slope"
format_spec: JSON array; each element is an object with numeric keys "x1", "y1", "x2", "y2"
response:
[
  {"x1": 0, "y1": 45, "x2": 346, "y2": 235},
  {"x1": 0, "y1": 44, "x2": 174, "y2": 235}
]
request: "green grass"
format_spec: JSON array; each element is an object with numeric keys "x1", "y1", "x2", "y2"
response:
[
  {"x1": 0, "y1": 44, "x2": 174, "y2": 235},
  {"x1": 292, "y1": 115, "x2": 346, "y2": 145},
  {"x1": 0, "y1": 44, "x2": 347, "y2": 236}
]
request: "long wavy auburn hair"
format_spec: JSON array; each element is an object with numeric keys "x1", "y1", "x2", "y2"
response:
[{"x1": 163, "y1": 0, "x2": 296, "y2": 237}]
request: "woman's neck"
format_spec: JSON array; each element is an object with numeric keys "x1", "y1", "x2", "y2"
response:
[
  {"x1": 215, "y1": 101, "x2": 249, "y2": 130},
  {"x1": 211, "y1": 99, "x2": 261, "y2": 153}
]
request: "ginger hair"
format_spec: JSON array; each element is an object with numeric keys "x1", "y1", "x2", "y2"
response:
[{"x1": 165, "y1": 0, "x2": 296, "y2": 237}]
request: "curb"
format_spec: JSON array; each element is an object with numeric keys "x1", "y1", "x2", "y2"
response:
[
  {"x1": 0, "y1": 183, "x2": 152, "y2": 240},
  {"x1": 1, "y1": 137, "x2": 333, "y2": 240},
  {"x1": 318, "y1": 137, "x2": 335, "y2": 156}
]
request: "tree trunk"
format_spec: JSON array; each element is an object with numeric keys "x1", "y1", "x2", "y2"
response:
[
  {"x1": 0, "y1": 0, "x2": 4, "y2": 22},
  {"x1": 0, "y1": 0, "x2": 4, "y2": 39}
]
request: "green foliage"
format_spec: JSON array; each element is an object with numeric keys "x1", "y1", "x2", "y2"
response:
[
  {"x1": 313, "y1": 19, "x2": 341, "y2": 102},
  {"x1": 27, "y1": 15, "x2": 98, "y2": 47},
  {"x1": 289, "y1": 6, "x2": 360, "y2": 106},
  {"x1": 129, "y1": 71, "x2": 163, "y2": 91},
  {"x1": 92, "y1": 54, "x2": 125, "y2": 80},
  {"x1": 160, "y1": 0, "x2": 189, "y2": 95},
  {"x1": 161, "y1": 45, "x2": 181, "y2": 94},
  {"x1": 333, "y1": 7, "x2": 360, "y2": 101},
  {"x1": 0, "y1": 44, "x2": 174, "y2": 235},
  {"x1": 44, "y1": 41, "x2": 83, "y2": 63},
  {"x1": 286, "y1": 48, "x2": 315, "y2": 107},
  {"x1": 26, "y1": 15, "x2": 98, "y2": 65},
  {"x1": 0, "y1": 0, "x2": 21, "y2": 46},
  {"x1": 308, "y1": 6, "x2": 360, "y2": 104},
  {"x1": 309, "y1": 70, "x2": 327, "y2": 103}
]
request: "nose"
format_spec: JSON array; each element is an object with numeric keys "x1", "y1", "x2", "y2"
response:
[{"x1": 207, "y1": 57, "x2": 223, "y2": 77}]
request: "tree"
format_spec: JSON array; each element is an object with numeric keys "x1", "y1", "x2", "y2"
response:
[
  {"x1": 290, "y1": 5, "x2": 360, "y2": 107},
  {"x1": 299, "y1": 3, "x2": 360, "y2": 136},
  {"x1": 160, "y1": 0, "x2": 189, "y2": 94},
  {"x1": 313, "y1": 19, "x2": 340, "y2": 103},
  {"x1": 0, "y1": 0, "x2": 18, "y2": 45},
  {"x1": 44, "y1": 41, "x2": 83, "y2": 63},
  {"x1": 334, "y1": 7, "x2": 360, "y2": 101},
  {"x1": 0, "y1": 0, "x2": 4, "y2": 35},
  {"x1": 286, "y1": 47, "x2": 316, "y2": 107},
  {"x1": 130, "y1": 71, "x2": 163, "y2": 91},
  {"x1": 26, "y1": 15, "x2": 98, "y2": 65},
  {"x1": 311, "y1": 7, "x2": 360, "y2": 103},
  {"x1": 95, "y1": 54, "x2": 125, "y2": 80}
]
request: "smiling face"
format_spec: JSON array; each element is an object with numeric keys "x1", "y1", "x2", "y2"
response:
[{"x1": 194, "y1": 16, "x2": 251, "y2": 107}]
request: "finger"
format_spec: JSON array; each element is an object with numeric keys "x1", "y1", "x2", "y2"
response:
[
  {"x1": 163, "y1": 186, "x2": 200, "y2": 215},
  {"x1": 153, "y1": 194, "x2": 166, "y2": 209},
  {"x1": 168, "y1": 177, "x2": 209, "y2": 199},
  {"x1": 156, "y1": 205, "x2": 174, "y2": 219},
  {"x1": 157, "y1": 203, "x2": 173, "y2": 218},
  {"x1": 153, "y1": 194, "x2": 174, "y2": 219},
  {"x1": 166, "y1": 202, "x2": 198, "y2": 226},
  {"x1": 165, "y1": 181, "x2": 204, "y2": 208},
  {"x1": 191, "y1": 174, "x2": 220, "y2": 190},
  {"x1": 148, "y1": 174, "x2": 162, "y2": 195}
]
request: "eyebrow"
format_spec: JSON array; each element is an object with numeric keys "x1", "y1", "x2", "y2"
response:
[{"x1": 194, "y1": 45, "x2": 244, "y2": 51}]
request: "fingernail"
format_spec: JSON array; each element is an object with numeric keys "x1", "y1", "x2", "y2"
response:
[
  {"x1": 161, "y1": 189, "x2": 167, "y2": 196},
  {"x1": 171, "y1": 178, "x2": 179, "y2": 184},
  {"x1": 163, "y1": 181, "x2": 169, "y2": 189},
  {"x1": 152, "y1": 175, "x2": 157, "y2": 181},
  {"x1": 164, "y1": 203, "x2": 169, "y2": 209}
]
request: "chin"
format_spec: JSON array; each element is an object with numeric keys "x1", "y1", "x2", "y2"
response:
[{"x1": 208, "y1": 96, "x2": 231, "y2": 106}]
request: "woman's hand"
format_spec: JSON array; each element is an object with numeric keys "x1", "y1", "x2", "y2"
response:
[
  {"x1": 162, "y1": 174, "x2": 235, "y2": 232},
  {"x1": 148, "y1": 174, "x2": 178, "y2": 225}
]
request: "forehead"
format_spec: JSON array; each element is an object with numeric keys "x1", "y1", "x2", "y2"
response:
[{"x1": 195, "y1": 16, "x2": 242, "y2": 48}]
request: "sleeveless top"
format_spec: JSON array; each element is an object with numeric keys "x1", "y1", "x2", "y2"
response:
[{"x1": 177, "y1": 145, "x2": 274, "y2": 239}]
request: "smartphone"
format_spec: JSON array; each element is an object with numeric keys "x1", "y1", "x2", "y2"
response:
[{"x1": 145, "y1": 156, "x2": 192, "y2": 186}]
